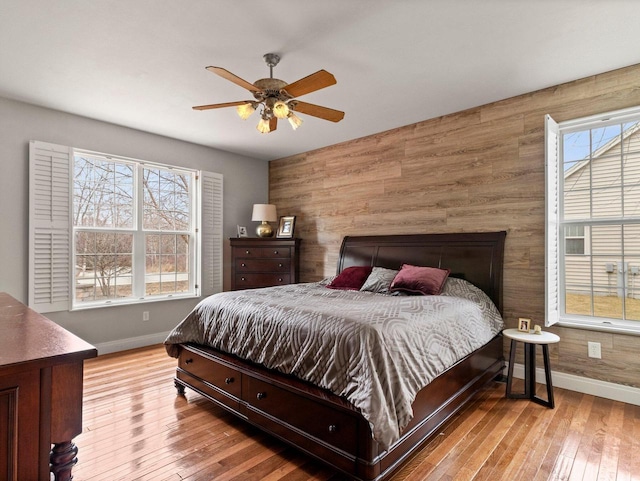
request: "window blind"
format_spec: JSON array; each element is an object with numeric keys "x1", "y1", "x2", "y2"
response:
[
  {"x1": 200, "y1": 171, "x2": 224, "y2": 297},
  {"x1": 545, "y1": 115, "x2": 560, "y2": 326},
  {"x1": 29, "y1": 140, "x2": 72, "y2": 313}
]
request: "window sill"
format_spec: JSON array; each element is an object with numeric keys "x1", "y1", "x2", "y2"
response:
[
  {"x1": 557, "y1": 318, "x2": 640, "y2": 337},
  {"x1": 71, "y1": 292, "x2": 199, "y2": 311}
]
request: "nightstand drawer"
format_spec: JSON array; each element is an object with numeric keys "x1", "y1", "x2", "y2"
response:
[
  {"x1": 233, "y1": 247, "x2": 291, "y2": 259},
  {"x1": 236, "y1": 259, "x2": 291, "y2": 273},
  {"x1": 235, "y1": 273, "x2": 291, "y2": 288},
  {"x1": 261, "y1": 246, "x2": 291, "y2": 258}
]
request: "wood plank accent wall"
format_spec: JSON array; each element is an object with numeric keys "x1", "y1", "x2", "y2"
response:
[{"x1": 269, "y1": 63, "x2": 640, "y2": 390}]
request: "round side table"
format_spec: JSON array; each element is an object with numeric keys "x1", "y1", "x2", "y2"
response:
[{"x1": 503, "y1": 328, "x2": 560, "y2": 408}]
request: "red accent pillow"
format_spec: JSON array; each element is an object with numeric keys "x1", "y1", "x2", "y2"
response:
[
  {"x1": 326, "y1": 266, "x2": 373, "y2": 290},
  {"x1": 389, "y1": 264, "x2": 450, "y2": 295}
]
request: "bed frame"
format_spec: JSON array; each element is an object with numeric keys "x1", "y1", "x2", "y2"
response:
[{"x1": 173, "y1": 231, "x2": 506, "y2": 480}]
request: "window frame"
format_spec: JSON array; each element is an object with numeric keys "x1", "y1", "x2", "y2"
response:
[
  {"x1": 71, "y1": 150, "x2": 198, "y2": 309},
  {"x1": 546, "y1": 106, "x2": 640, "y2": 335}
]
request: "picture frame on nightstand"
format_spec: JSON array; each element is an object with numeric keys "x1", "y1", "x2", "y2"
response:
[
  {"x1": 276, "y1": 216, "x2": 296, "y2": 238},
  {"x1": 237, "y1": 225, "x2": 248, "y2": 238},
  {"x1": 518, "y1": 317, "x2": 531, "y2": 332}
]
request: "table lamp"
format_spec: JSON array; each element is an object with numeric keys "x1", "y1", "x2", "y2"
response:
[{"x1": 251, "y1": 204, "x2": 277, "y2": 237}]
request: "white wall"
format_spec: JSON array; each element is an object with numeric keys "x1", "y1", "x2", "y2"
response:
[{"x1": 0, "y1": 96, "x2": 268, "y2": 351}]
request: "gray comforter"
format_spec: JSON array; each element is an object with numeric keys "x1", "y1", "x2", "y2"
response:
[{"x1": 165, "y1": 277, "x2": 503, "y2": 449}]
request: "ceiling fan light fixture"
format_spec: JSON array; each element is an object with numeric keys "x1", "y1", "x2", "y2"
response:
[
  {"x1": 257, "y1": 116, "x2": 272, "y2": 134},
  {"x1": 273, "y1": 100, "x2": 290, "y2": 119},
  {"x1": 287, "y1": 112, "x2": 303, "y2": 130},
  {"x1": 236, "y1": 102, "x2": 256, "y2": 120}
]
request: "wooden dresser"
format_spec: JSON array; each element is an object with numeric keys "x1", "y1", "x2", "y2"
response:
[
  {"x1": 0, "y1": 292, "x2": 97, "y2": 481},
  {"x1": 230, "y1": 237, "x2": 301, "y2": 290}
]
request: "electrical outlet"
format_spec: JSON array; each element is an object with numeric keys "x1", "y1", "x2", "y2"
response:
[
  {"x1": 142, "y1": 311, "x2": 150, "y2": 322},
  {"x1": 588, "y1": 341, "x2": 601, "y2": 359}
]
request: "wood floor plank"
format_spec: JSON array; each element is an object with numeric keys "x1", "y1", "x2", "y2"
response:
[
  {"x1": 395, "y1": 388, "x2": 501, "y2": 480},
  {"x1": 75, "y1": 344, "x2": 640, "y2": 481},
  {"x1": 628, "y1": 403, "x2": 640, "y2": 481},
  {"x1": 466, "y1": 391, "x2": 533, "y2": 481},
  {"x1": 533, "y1": 389, "x2": 583, "y2": 481},
  {"x1": 515, "y1": 389, "x2": 575, "y2": 481},
  {"x1": 436, "y1": 395, "x2": 514, "y2": 479},
  {"x1": 547, "y1": 389, "x2": 595, "y2": 480},
  {"x1": 494, "y1": 410, "x2": 550, "y2": 481},
  {"x1": 568, "y1": 396, "x2": 612, "y2": 481},
  {"x1": 596, "y1": 400, "x2": 624, "y2": 481},
  {"x1": 77, "y1": 408, "x2": 237, "y2": 479}
]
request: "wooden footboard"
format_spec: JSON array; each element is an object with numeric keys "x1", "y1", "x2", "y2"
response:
[{"x1": 174, "y1": 334, "x2": 504, "y2": 481}]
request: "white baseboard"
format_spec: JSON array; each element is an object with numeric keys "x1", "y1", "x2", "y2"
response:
[
  {"x1": 506, "y1": 363, "x2": 640, "y2": 407},
  {"x1": 94, "y1": 331, "x2": 171, "y2": 355}
]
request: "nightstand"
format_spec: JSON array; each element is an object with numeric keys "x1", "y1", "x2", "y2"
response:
[
  {"x1": 230, "y1": 238, "x2": 301, "y2": 290},
  {"x1": 503, "y1": 328, "x2": 560, "y2": 408}
]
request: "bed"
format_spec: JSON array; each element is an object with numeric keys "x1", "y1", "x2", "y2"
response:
[{"x1": 165, "y1": 231, "x2": 506, "y2": 480}]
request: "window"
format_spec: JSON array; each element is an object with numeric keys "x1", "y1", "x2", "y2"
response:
[
  {"x1": 546, "y1": 106, "x2": 640, "y2": 333},
  {"x1": 565, "y1": 225, "x2": 586, "y2": 255},
  {"x1": 29, "y1": 141, "x2": 223, "y2": 312}
]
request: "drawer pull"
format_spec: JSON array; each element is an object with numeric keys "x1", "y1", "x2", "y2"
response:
[
  {"x1": 278, "y1": 278, "x2": 283, "y2": 282},
  {"x1": 274, "y1": 250, "x2": 279, "y2": 254},
  {"x1": 185, "y1": 358, "x2": 193, "y2": 364},
  {"x1": 328, "y1": 424, "x2": 338, "y2": 433},
  {"x1": 278, "y1": 263, "x2": 283, "y2": 267},
  {"x1": 245, "y1": 250, "x2": 250, "y2": 254},
  {"x1": 241, "y1": 263, "x2": 246, "y2": 267},
  {"x1": 241, "y1": 277, "x2": 246, "y2": 281},
  {"x1": 256, "y1": 392, "x2": 267, "y2": 400},
  {"x1": 224, "y1": 377, "x2": 234, "y2": 384}
]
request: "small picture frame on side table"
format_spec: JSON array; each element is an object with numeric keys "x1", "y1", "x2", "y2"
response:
[
  {"x1": 276, "y1": 216, "x2": 296, "y2": 238},
  {"x1": 237, "y1": 225, "x2": 248, "y2": 238},
  {"x1": 518, "y1": 317, "x2": 531, "y2": 333}
]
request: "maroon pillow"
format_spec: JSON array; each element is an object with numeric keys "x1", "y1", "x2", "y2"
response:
[
  {"x1": 389, "y1": 264, "x2": 450, "y2": 295},
  {"x1": 326, "y1": 266, "x2": 373, "y2": 290}
]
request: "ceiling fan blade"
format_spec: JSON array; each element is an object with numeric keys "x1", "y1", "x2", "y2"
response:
[
  {"x1": 192, "y1": 101, "x2": 252, "y2": 111},
  {"x1": 269, "y1": 117, "x2": 277, "y2": 132},
  {"x1": 206, "y1": 66, "x2": 261, "y2": 93},
  {"x1": 293, "y1": 101, "x2": 344, "y2": 122},
  {"x1": 283, "y1": 70, "x2": 336, "y2": 98}
]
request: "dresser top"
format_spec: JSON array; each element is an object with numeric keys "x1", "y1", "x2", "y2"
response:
[{"x1": 0, "y1": 292, "x2": 97, "y2": 370}]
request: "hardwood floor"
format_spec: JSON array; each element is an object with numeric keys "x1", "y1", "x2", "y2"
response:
[{"x1": 74, "y1": 345, "x2": 640, "y2": 481}]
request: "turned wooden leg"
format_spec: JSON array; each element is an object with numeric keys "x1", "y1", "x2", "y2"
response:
[
  {"x1": 175, "y1": 379, "x2": 186, "y2": 395},
  {"x1": 50, "y1": 441, "x2": 78, "y2": 481}
]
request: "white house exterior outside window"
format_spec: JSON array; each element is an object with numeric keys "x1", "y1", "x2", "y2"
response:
[
  {"x1": 546, "y1": 106, "x2": 640, "y2": 334},
  {"x1": 28, "y1": 141, "x2": 223, "y2": 313}
]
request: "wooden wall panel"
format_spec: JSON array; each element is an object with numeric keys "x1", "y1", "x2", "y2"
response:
[{"x1": 269, "y1": 63, "x2": 640, "y2": 389}]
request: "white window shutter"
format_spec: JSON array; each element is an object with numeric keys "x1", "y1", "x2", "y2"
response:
[
  {"x1": 545, "y1": 115, "x2": 560, "y2": 326},
  {"x1": 199, "y1": 171, "x2": 223, "y2": 297},
  {"x1": 29, "y1": 141, "x2": 72, "y2": 313}
]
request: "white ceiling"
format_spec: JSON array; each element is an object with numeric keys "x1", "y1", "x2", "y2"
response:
[{"x1": 2, "y1": 1, "x2": 640, "y2": 161}]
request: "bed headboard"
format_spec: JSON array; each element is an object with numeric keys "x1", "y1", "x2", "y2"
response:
[{"x1": 337, "y1": 231, "x2": 507, "y2": 314}]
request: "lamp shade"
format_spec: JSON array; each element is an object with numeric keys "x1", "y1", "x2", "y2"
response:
[{"x1": 251, "y1": 204, "x2": 277, "y2": 222}]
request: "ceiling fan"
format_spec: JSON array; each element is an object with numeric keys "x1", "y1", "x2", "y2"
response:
[{"x1": 193, "y1": 53, "x2": 344, "y2": 134}]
